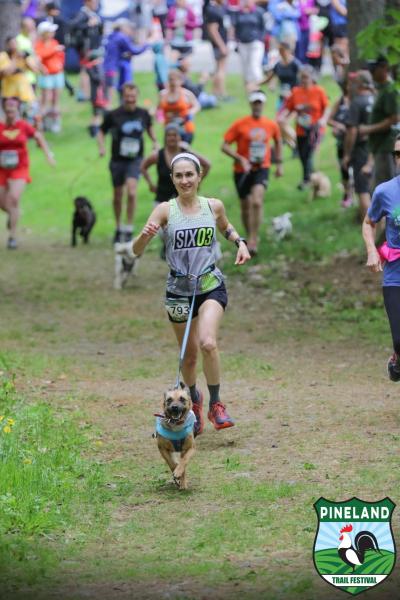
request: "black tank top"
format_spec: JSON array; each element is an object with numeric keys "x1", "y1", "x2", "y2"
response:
[{"x1": 155, "y1": 148, "x2": 178, "y2": 203}]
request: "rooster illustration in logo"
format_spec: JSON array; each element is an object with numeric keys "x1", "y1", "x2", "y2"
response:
[{"x1": 338, "y1": 524, "x2": 381, "y2": 571}]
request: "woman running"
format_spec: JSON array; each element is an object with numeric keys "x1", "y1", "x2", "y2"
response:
[
  {"x1": 362, "y1": 135, "x2": 400, "y2": 382},
  {"x1": 133, "y1": 152, "x2": 251, "y2": 434},
  {"x1": 278, "y1": 65, "x2": 329, "y2": 190},
  {"x1": 158, "y1": 70, "x2": 201, "y2": 144},
  {"x1": 0, "y1": 97, "x2": 55, "y2": 249}
]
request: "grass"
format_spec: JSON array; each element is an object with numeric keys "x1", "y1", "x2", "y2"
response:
[
  {"x1": 0, "y1": 374, "x2": 111, "y2": 588},
  {"x1": 0, "y1": 72, "x2": 399, "y2": 599}
]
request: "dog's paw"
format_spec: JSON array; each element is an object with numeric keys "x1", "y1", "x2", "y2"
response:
[{"x1": 173, "y1": 465, "x2": 184, "y2": 479}]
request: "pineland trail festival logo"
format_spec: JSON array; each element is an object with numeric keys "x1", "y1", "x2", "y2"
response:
[{"x1": 313, "y1": 497, "x2": 396, "y2": 595}]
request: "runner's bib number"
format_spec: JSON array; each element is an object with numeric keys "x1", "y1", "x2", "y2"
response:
[
  {"x1": 165, "y1": 297, "x2": 190, "y2": 322},
  {"x1": 0, "y1": 150, "x2": 19, "y2": 169},
  {"x1": 119, "y1": 137, "x2": 140, "y2": 158},
  {"x1": 249, "y1": 141, "x2": 266, "y2": 164},
  {"x1": 297, "y1": 114, "x2": 312, "y2": 129}
]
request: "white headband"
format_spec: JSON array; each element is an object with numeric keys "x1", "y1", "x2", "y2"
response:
[{"x1": 170, "y1": 152, "x2": 201, "y2": 170}]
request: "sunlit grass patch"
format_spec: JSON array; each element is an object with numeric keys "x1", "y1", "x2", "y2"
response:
[{"x1": 0, "y1": 374, "x2": 110, "y2": 588}]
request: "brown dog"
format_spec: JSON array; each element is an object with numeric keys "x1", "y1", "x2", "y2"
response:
[
  {"x1": 310, "y1": 172, "x2": 332, "y2": 199},
  {"x1": 155, "y1": 382, "x2": 195, "y2": 490}
]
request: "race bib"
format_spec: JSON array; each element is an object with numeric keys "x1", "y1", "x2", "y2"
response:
[
  {"x1": 0, "y1": 150, "x2": 19, "y2": 169},
  {"x1": 165, "y1": 297, "x2": 190, "y2": 322},
  {"x1": 280, "y1": 83, "x2": 291, "y2": 98},
  {"x1": 119, "y1": 137, "x2": 140, "y2": 158},
  {"x1": 297, "y1": 114, "x2": 312, "y2": 129},
  {"x1": 249, "y1": 141, "x2": 266, "y2": 164}
]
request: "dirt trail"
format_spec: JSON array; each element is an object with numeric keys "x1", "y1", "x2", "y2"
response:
[{"x1": 2, "y1": 244, "x2": 399, "y2": 600}]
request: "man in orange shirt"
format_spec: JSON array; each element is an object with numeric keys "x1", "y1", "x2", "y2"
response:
[{"x1": 221, "y1": 90, "x2": 283, "y2": 256}]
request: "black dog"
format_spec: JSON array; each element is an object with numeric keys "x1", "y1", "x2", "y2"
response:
[{"x1": 72, "y1": 196, "x2": 96, "y2": 246}]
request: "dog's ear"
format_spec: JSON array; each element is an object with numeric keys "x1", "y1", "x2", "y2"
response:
[{"x1": 179, "y1": 381, "x2": 185, "y2": 390}]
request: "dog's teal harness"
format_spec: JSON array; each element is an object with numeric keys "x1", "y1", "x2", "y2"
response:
[{"x1": 155, "y1": 410, "x2": 195, "y2": 451}]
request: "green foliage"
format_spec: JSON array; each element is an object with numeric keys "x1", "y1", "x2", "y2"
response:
[{"x1": 356, "y1": 9, "x2": 400, "y2": 66}]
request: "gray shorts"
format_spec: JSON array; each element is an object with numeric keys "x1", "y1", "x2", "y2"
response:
[{"x1": 109, "y1": 159, "x2": 141, "y2": 188}]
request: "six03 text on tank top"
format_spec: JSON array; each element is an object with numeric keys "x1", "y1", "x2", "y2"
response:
[{"x1": 165, "y1": 196, "x2": 224, "y2": 296}]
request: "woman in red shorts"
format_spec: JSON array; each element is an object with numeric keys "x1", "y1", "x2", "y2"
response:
[{"x1": 0, "y1": 97, "x2": 55, "y2": 249}]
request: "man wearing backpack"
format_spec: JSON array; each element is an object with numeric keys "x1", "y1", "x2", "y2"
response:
[{"x1": 70, "y1": 0, "x2": 105, "y2": 136}]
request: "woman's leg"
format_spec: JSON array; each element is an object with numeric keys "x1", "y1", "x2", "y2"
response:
[
  {"x1": 6, "y1": 179, "x2": 26, "y2": 241},
  {"x1": 383, "y1": 287, "x2": 400, "y2": 357},
  {"x1": 0, "y1": 185, "x2": 7, "y2": 214},
  {"x1": 198, "y1": 298, "x2": 234, "y2": 428},
  {"x1": 248, "y1": 183, "x2": 265, "y2": 253}
]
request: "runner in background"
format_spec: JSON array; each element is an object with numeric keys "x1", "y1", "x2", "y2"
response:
[
  {"x1": 327, "y1": 73, "x2": 352, "y2": 208},
  {"x1": 342, "y1": 70, "x2": 375, "y2": 221},
  {"x1": 97, "y1": 83, "x2": 158, "y2": 244},
  {"x1": 141, "y1": 123, "x2": 211, "y2": 258},
  {"x1": 362, "y1": 135, "x2": 400, "y2": 382},
  {"x1": 279, "y1": 65, "x2": 329, "y2": 190},
  {"x1": 158, "y1": 70, "x2": 201, "y2": 144},
  {"x1": 0, "y1": 37, "x2": 37, "y2": 116},
  {"x1": 103, "y1": 19, "x2": 149, "y2": 106},
  {"x1": 222, "y1": 90, "x2": 283, "y2": 256},
  {"x1": 69, "y1": 0, "x2": 105, "y2": 137},
  {"x1": 0, "y1": 97, "x2": 55, "y2": 250},
  {"x1": 260, "y1": 41, "x2": 301, "y2": 153},
  {"x1": 35, "y1": 21, "x2": 65, "y2": 133},
  {"x1": 203, "y1": 0, "x2": 229, "y2": 100}
]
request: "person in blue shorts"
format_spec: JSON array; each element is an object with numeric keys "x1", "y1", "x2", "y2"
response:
[{"x1": 362, "y1": 134, "x2": 400, "y2": 381}]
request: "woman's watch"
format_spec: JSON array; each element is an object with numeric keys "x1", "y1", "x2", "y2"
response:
[{"x1": 235, "y1": 237, "x2": 247, "y2": 248}]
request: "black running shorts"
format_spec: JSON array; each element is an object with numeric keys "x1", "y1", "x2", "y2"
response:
[
  {"x1": 166, "y1": 282, "x2": 228, "y2": 323},
  {"x1": 234, "y1": 168, "x2": 269, "y2": 200}
]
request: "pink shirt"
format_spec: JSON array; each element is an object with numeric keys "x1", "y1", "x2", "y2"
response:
[{"x1": 299, "y1": 0, "x2": 315, "y2": 30}]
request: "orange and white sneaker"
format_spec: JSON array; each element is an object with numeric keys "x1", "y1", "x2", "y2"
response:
[
  {"x1": 207, "y1": 402, "x2": 235, "y2": 430},
  {"x1": 192, "y1": 389, "x2": 204, "y2": 437}
]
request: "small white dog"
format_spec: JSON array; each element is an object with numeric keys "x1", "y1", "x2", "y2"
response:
[
  {"x1": 114, "y1": 241, "x2": 139, "y2": 290},
  {"x1": 272, "y1": 212, "x2": 292, "y2": 240}
]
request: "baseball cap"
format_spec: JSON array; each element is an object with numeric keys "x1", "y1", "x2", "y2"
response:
[
  {"x1": 248, "y1": 90, "x2": 266, "y2": 103},
  {"x1": 37, "y1": 21, "x2": 58, "y2": 35},
  {"x1": 367, "y1": 56, "x2": 389, "y2": 70}
]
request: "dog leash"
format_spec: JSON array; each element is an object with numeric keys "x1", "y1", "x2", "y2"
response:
[
  {"x1": 174, "y1": 274, "x2": 199, "y2": 389},
  {"x1": 173, "y1": 264, "x2": 215, "y2": 389}
]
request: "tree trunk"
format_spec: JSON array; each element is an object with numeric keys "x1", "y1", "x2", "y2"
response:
[
  {"x1": 347, "y1": 0, "x2": 386, "y2": 69},
  {"x1": 0, "y1": 0, "x2": 21, "y2": 50}
]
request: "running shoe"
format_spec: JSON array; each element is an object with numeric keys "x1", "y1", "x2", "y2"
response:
[
  {"x1": 341, "y1": 196, "x2": 353, "y2": 209},
  {"x1": 387, "y1": 354, "x2": 400, "y2": 382},
  {"x1": 192, "y1": 389, "x2": 204, "y2": 437},
  {"x1": 113, "y1": 229, "x2": 122, "y2": 244},
  {"x1": 208, "y1": 402, "x2": 235, "y2": 430},
  {"x1": 297, "y1": 180, "x2": 310, "y2": 191},
  {"x1": 7, "y1": 237, "x2": 17, "y2": 250}
]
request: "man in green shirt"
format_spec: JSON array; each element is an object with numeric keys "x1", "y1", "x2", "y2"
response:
[{"x1": 359, "y1": 57, "x2": 399, "y2": 188}]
